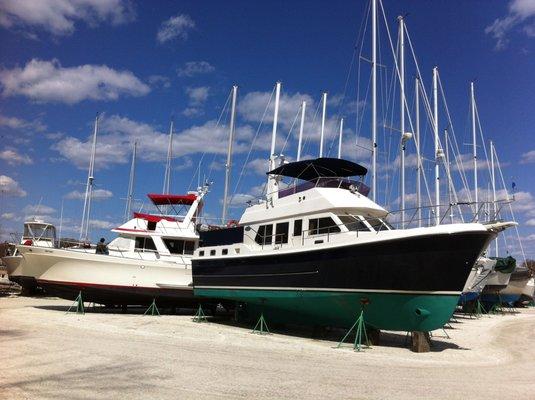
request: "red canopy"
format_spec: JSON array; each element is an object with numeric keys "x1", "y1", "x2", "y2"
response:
[
  {"x1": 133, "y1": 212, "x2": 178, "y2": 222},
  {"x1": 147, "y1": 193, "x2": 197, "y2": 206}
]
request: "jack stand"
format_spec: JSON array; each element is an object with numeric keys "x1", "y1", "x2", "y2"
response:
[
  {"x1": 143, "y1": 299, "x2": 160, "y2": 316},
  {"x1": 337, "y1": 311, "x2": 370, "y2": 352},
  {"x1": 489, "y1": 292, "x2": 504, "y2": 315},
  {"x1": 430, "y1": 327, "x2": 450, "y2": 339},
  {"x1": 251, "y1": 313, "x2": 270, "y2": 335},
  {"x1": 475, "y1": 298, "x2": 487, "y2": 317},
  {"x1": 66, "y1": 291, "x2": 85, "y2": 315},
  {"x1": 192, "y1": 304, "x2": 207, "y2": 323}
]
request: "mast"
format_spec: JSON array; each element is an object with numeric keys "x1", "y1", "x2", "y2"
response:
[
  {"x1": 80, "y1": 113, "x2": 99, "y2": 241},
  {"x1": 433, "y1": 67, "x2": 440, "y2": 225},
  {"x1": 267, "y1": 82, "x2": 282, "y2": 199},
  {"x1": 490, "y1": 140, "x2": 498, "y2": 256},
  {"x1": 471, "y1": 82, "x2": 478, "y2": 221},
  {"x1": 445, "y1": 129, "x2": 453, "y2": 224},
  {"x1": 319, "y1": 92, "x2": 327, "y2": 157},
  {"x1": 124, "y1": 141, "x2": 137, "y2": 222},
  {"x1": 415, "y1": 77, "x2": 422, "y2": 227},
  {"x1": 58, "y1": 198, "x2": 64, "y2": 244},
  {"x1": 338, "y1": 118, "x2": 344, "y2": 159},
  {"x1": 297, "y1": 101, "x2": 306, "y2": 161},
  {"x1": 222, "y1": 85, "x2": 238, "y2": 224},
  {"x1": 163, "y1": 120, "x2": 174, "y2": 194},
  {"x1": 371, "y1": 0, "x2": 377, "y2": 202},
  {"x1": 398, "y1": 15, "x2": 406, "y2": 228}
]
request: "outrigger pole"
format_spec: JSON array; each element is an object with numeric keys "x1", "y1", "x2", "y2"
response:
[{"x1": 297, "y1": 100, "x2": 306, "y2": 161}]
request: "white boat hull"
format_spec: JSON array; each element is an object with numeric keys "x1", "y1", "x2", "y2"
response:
[{"x1": 16, "y1": 245, "x2": 200, "y2": 306}]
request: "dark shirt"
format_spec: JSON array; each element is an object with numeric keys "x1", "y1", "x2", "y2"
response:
[{"x1": 95, "y1": 242, "x2": 109, "y2": 255}]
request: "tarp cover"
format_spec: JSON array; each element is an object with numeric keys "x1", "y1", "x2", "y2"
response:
[
  {"x1": 267, "y1": 157, "x2": 367, "y2": 181},
  {"x1": 147, "y1": 193, "x2": 197, "y2": 206},
  {"x1": 491, "y1": 256, "x2": 516, "y2": 273}
]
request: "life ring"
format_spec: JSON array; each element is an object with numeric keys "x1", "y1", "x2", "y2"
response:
[{"x1": 23, "y1": 239, "x2": 33, "y2": 246}]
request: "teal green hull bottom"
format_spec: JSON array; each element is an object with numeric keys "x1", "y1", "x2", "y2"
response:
[{"x1": 196, "y1": 289, "x2": 460, "y2": 332}]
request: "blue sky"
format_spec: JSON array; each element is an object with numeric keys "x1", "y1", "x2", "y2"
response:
[{"x1": 0, "y1": 0, "x2": 534, "y2": 257}]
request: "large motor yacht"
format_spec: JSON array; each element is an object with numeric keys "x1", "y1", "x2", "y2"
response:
[
  {"x1": 15, "y1": 185, "x2": 210, "y2": 307},
  {"x1": 192, "y1": 157, "x2": 509, "y2": 332}
]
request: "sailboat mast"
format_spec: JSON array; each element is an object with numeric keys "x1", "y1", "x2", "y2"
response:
[
  {"x1": 415, "y1": 77, "x2": 422, "y2": 227},
  {"x1": 471, "y1": 82, "x2": 478, "y2": 221},
  {"x1": 490, "y1": 140, "x2": 498, "y2": 256},
  {"x1": 371, "y1": 0, "x2": 377, "y2": 202},
  {"x1": 297, "y1": 101, "x2": 306, "y2": 161},
  {"x1": 338, "y1": 118, "x2": 344, "y2": 159},
  {"x1": 267, "y1": 82, "x2": 282, "y2": 199},
  {"x1": 319, "y1": 92, "x2": 327, "y2": 157},
  {"x1": 124, "y1": 141, "x2": 137, "y2": 222},
  {"x1": 163, "y1": 120, "x2": 174, "y2": 194},
  {"x1": 445, "y1": 130, "x2": 453, "y2": 224},
  {"x1": 80, "y1": 114, "x2": 99, "y2": 241},
  {"x1": 398, "y1": 15, "x2": 406, "y2": 228},
  {"x1": 433, "y1": 66, "x2": 440, "y2": 226},
  {"x1": 222, "y1": 85, "x2": 238, "y2": 224}
]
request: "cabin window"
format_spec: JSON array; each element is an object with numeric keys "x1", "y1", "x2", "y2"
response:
[
  {"x1": 147, "y1": 221, "x2": 157, "y2": 231},
  {"x1": 135, "y1": 237, "x2": 157, "y2": 252},
  {"x1": 367, "y1": 218, "x2": 391, "y2": 232},
  {"x1": 338, "y1": 215, "x2": 370, "y2": 232},
  {"x1": 184, "y1": 241, "x2": 195, "y2": 255},
  {"x1": 222, "y1": 249, "x2": 228, "y2": 255},
  {"x1": 199, "y1": 251, "x2": 205, "y2": 256},
  {"x1": 255, "y1": 224, "x2": 273, "y2": 245},
  {"x1": 308, "y1": 217, "x2": 341, "y2": 235},
  {"x1": 163, "y1": 239, "x2": 196, "y2": 255},
  {"x1": 210, "y1": 249, "x2": 216, "y2": 256},
  {"x1": 293, "y1": 219, "x2": 302, "y2": 236},
  {"x1": 235, "y1": 248, "x2": 240, "y2": 254},
  {"x1": 275, "y1": 222, "x2": 289, "y2": 244}
]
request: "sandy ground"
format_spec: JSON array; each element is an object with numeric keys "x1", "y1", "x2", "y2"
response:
[{"x1": 1, "y1": 296, "x2": 534, "y2": 400}]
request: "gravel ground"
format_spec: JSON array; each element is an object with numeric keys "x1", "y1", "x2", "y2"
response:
[{"x1": 1, "y1": 295, "x2": 534, "y2": 400}]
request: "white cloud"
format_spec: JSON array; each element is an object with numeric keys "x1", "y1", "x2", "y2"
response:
[
  {"x1": 520, "y1": 149, "x2": 535, "y2": 164},
  {"x1": 0, "y1": 113, "x2": 46, "y2": 131},
  {"x1": 246, "y1": 158, "x2": 270, "y2": 176},
  {"x1": 0, "y1": 149, "x2": 33, "y2": 165},
  {"x1": 0, "y1": 0, "x2": 135, "y2": 36},
  {"x1": 1, "y1": 212, "x2": 20, "y2": 221},
  {"x1": 23, "y1": 204, "x2": 56, "y2": 215},
  {"x1": 52, "y1": 114, "x2": 254, "y2": 169},
  {"x1": 89, "y1": 219, "x2": 116, "y2": 229},
  {"x1": 0, "y1": 175, "x2": 26, "y2": 197},
  {"x1": 182, "y1": 86, "x2": 210, "y2": 117},
  {"x1": 157, "y1": 14, "x2": 195, "y2": 44},
  {"x1": 0, "y1": 59, "x2": 150, "y2": 104},
  {"x1": 177, "y1": 61, "x2": 215, "y2": 77},
  {"x1": 65, "y1": 188, "x2": 113, "y2": 200},
  {"x1": 526, "y1": 218, "x2": 535, "y2": 226},
  {"x1": 485, "y1": 0, "x2": 535, "y2": 50},
  {"x1": 147, "y1": 74, "x2": 171, "y2": 89},
  {"x1": 186, "y1": 86, "x2": 209, "y2": 105}
]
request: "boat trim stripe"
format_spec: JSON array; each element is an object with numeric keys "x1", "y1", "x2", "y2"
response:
[{"x1": 194, "y1": 286, "x2": 461, "y2": 295}]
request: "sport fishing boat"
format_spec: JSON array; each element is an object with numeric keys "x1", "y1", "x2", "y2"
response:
[
  {"x1": 15, "y1": 185, "x2": 210, "y2": 307},
  {"x1": 2, "y1": 219, "x2": 56, "y2": 293},
  {"x1": 192, "y1": 157, "x2": 510, "y2": 332},
  {"x1": 519, "y1": 277, "x2": 534, "y2": 304},
  {"x1": 459, "y1": 257, "x2": 496, "y2": 304},
  {"x1": 496, "y1": 265, "x2": 531, "y2": 306},
  {"x1": 480, "y1": 256, "x2": 516, "y2": 306}
]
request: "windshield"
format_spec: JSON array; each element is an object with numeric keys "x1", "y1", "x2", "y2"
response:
[
  {"x1": 367, "y1": 218, "x2": 392, "y2": 232},
  {"x1": 23, "y1": 224, "x2": 56, "y2": 240},
  {"x1": 337, "y1": 215, "x2": 370, "y2": 232}
]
